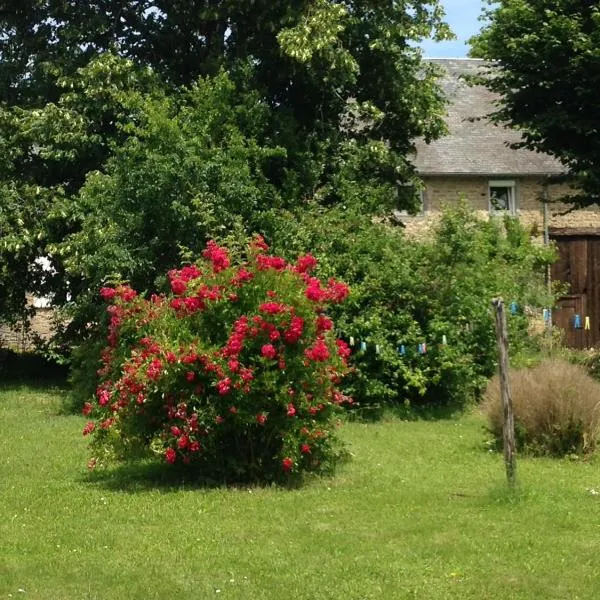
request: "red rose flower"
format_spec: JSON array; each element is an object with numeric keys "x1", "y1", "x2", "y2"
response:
[
  {"x1": 97, "y1": 388, "x2": 110, "y2": 406},
  {"x1": 250, "y1": 234, "x2": 269, "y2": 252},
  {"x1": 336, "y1": 339, "x2": 351, "y2": 359},
  {"x1": 217, "y1": 377, "x2": 232, "y2": 395},
  {"x1": 316, "y1": 314, "x2": 333, "y2": 333},
  {"x1": 82, "y1": 421, "x2": 95, "y2": 436},
  {"x1": 146, "y1": 358, "x2": 163, "y2": 380},
  {"x1": 284, "y1": 316, "x2": 304, "y2": 344},
  {"x1": 326, "y1": 279, "x2": 350, "y2": 303},
  {"x1": 170, "y1": 278, "x2": 187, "y2": 295},
  {"x1": 295, "y1": 254, "x2": 318, "y2": 274},
  {"x1": 261, "y1": 344, "x2": 277, "y2": 359},
  {"x1": 305, "y1": 278, "x2": 327, "y2": 302},
  {"x1": 301, "y1": 444, "x2": 311, "y2": 455},
  {"x1": 304, "y1": 338, "x2": 330, "y2": 362},
  {"x1": 202, "y1": 240, "x2": 231, "y2": 272},
  {"x1": 282, "y1": 457, "x2": 294, "y2": 472},
  {"x1": 82, "y1": 402, "x2": 93, "y2": 416},
  {"x1": 99, "y1": 287, "x2": 117, "y2": 301},
  {"x1": 165, "y1": 448, "x2": 177, "y2": 464},
  {"x1": 256, "y1": 413, "x2": 267, "y2": 425},
  {"x1": 256, "y1": 254, "x2": 287, "y2": 271},
  {"x1": 258, "y1": 301, "x2": 287, "y2": 315},
  {"x1": 287, "y1": 403, "x2": 296, "y2": 417}
]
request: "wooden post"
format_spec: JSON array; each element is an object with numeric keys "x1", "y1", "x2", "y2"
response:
[
  {"x1": 542, "y1": 187, "x2": 553, "y2": 344},
  {"x1": 491, "y1": 297, "x2": 517, "y2": 487}
]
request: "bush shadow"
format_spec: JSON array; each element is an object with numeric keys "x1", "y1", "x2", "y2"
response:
[
  {"x1": 0, "y1": 349, "x2": 68, "y2": 391},
  {"x1": 82, "y1": 459, "x2": 307, "y2": 494},
  {"x1": 345, "y1": 400, "x2": 468, "y2": 423}
]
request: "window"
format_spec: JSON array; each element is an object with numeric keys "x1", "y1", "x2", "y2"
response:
[
  {"x1": 396, "y1": 183, "x2": 425, "y2": 216},
  {"x1": 489, "y1": 180, "x2": 516, "y2": 215}
]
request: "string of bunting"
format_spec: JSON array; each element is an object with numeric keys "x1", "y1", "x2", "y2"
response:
[
  {"x1": 338, "y1": 300, "x2": 589, "y2": 358},
  {"x1": 341, "y1": 333, "x2": 446, "y2": 357}
]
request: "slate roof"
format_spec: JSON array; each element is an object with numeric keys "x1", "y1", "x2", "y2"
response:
[{"x1": 413, "y1": 58, "x2": 565, "y2": 176}]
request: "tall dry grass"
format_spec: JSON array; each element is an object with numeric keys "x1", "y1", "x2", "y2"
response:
[{"x1": 482, "y1": 359, "x2": 600, "y2": 456}]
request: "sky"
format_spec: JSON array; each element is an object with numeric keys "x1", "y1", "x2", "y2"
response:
[{"x1": 420, "y1": 0, "x2": 487, "y2": 58}]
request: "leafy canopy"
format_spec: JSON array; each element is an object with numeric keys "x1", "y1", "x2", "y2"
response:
[
  {"x1": 470, "y1": 1, "x2": 600, "y2": 205},
  {"x1": 0, "y1": 1, "x2": 453, "y2": 324}
]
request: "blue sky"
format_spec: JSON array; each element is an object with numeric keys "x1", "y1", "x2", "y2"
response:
[{"x1": 421, "y1": 0, "x2": 487, "y2": 57}]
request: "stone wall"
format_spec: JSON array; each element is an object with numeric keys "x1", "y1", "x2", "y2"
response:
[
  {"x1": 402, "y1": 175, "x2": 600, "y2": 237},
  {"x1": 0, "y1": 304, "x2": 57, "y2": 352}
]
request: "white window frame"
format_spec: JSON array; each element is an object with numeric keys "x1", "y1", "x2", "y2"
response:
[{"x1": 489, "y1": 180, "x2": 517, "y2": 216}]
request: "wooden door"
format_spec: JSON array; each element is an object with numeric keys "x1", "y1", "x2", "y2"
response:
[{"x1": 551, "y1": 233, "x2": 600, "y2": 348}]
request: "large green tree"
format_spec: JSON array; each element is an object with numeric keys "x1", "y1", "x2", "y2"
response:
[
  {"x1": 470, "y1": 1, "x2": 600, "y2": 205},
  {"x1": 0, "y1": 1, "x2": 452, "y2": 329}
]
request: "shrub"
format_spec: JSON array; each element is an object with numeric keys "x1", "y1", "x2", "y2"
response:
[
  {"x1": 269, "y1": 202, "x2": 555, "y2": 411},
  {"x1": 482, "y1": 359, "x2": 600, "y2": 456},
  {"x1": 82, "y1": 238, "x2": 351, "y2": 483}
]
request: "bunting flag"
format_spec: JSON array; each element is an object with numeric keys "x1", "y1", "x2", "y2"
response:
[
  {"x1": 543, "y1": 308, "x2": 551, "y2": 322},
  {"x1": 340, "y1": 336, "x2": 449, "y2": 358},
  {"x1": 574, "y1": 314, "x2": 582, "y2": 329},
  {"x1": 585, "y1": 316, "x2": 591, "y2": 331},
  {"x1": 510, "y1": 301, "x2": 519, "y2": 315}
]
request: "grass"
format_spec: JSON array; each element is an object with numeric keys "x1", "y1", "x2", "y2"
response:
[{"x1": 2, "y1": 385, "x2": 600, "y2": 599}]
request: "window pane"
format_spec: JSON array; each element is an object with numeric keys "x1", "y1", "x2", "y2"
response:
[{"x1": 490, "y1": 186, "x2": 511, "y2": 211}]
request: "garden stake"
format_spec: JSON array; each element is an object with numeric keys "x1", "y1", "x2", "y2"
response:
[{"x1": 492, "y1": 297, "x2": 517, "y2": 488}]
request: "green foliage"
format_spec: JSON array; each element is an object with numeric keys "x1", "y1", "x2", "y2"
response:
[
  {"x1": 270, "y1": 203, "x2": 555, "y2": 410},
  {"x1": 470, "y1": 1, "x2": 600, "y2": 205},
  {"x1": 483, "y1": 359, "x2": 600, "y2": 456},
  {"x1": 82, "y1": 239, "x2": 351, "y2": 483},
  {"x1": 0, "y1": 2, "x2": 453, "y2": 327},
  {"x1": 0, "y1": 53, "x2": 161, "y2": 322}
]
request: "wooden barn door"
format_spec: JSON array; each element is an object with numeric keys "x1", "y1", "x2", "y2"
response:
[{"x1": 550, "y1": 232, "x2": 600, "y2": 348}]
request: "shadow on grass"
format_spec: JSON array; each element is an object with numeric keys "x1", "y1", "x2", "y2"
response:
[
  {"x1": 82, "y1": 459, "x2": 309, "y2": 494},
  {"x1": 345, "y1": 400, "x2": 468, "y2": 423},
  {"x1": 0, "y1": 349, "x2": 68, "y2": 391},
  {"x1": 485, "y1": 482, "x2": 532, "y2": 506}
]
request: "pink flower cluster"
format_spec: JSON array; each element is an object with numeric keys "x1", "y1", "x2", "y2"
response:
[
  {"x1": 203, "y1": 240, "x2": 231, "y2": 272},
  {"x1": 87, "y1": 238, "x2": 352, "y2": 476}
]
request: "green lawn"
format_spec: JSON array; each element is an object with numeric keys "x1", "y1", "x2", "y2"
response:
[{"x1": 2, "y1": 385, "x2": 600, "y2": 599}]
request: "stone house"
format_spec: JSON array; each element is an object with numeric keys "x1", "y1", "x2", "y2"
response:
[{"x1": 404, "y1": 58, "x2": 600, "y2": 348}]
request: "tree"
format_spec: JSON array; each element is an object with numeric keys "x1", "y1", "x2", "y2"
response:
[
  {"x1": 0, "y1": 1, "x2": 453, "y2": 327},
  {"x1": 470, "y1": 1, "x2": 600, "y2": 205}
]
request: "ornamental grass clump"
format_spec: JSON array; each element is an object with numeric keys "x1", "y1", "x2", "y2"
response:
[
  {"x1": 482, "y1": 359, "x2": 600, "y2": 456},
  {"x1": 82, "y1": 236, "x2": 352, "y2": 483}
]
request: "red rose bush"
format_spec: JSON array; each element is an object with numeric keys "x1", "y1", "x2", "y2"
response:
[{"x1": 84, "y1": 237, "x2": 351, "y2": 482}]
